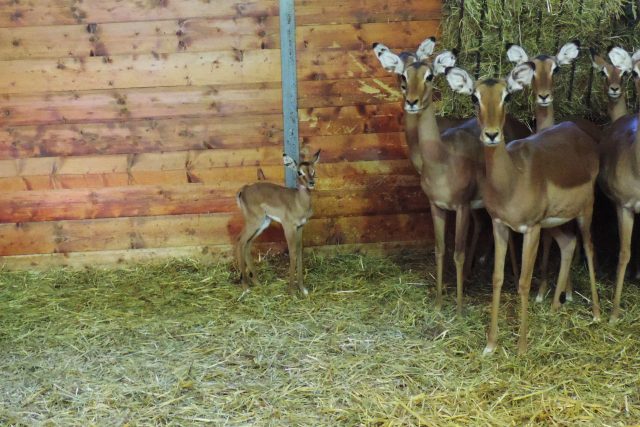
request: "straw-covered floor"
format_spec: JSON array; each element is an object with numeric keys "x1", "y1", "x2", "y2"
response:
[{"x1": 1, "y1": 252, "x2": 639, "y2": 425}]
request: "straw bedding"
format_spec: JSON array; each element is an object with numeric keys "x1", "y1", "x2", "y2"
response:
[{"x1": 1, "y1": 253, "x2": 638, "y2": 425}]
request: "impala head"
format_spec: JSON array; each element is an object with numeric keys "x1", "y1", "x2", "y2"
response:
[
  {"x1": 591, "y1": 48, "x2": 628, "y2": 100},
  {"x1": 506, "y1": 41, "x2": 580, "y2": 106},
  {"x1": 608, "y1": 46, "x2": 640, "y2": 94},
  {"x1": 445, "y1": 64, "x2": 533, "y2": 146},
  {"x1": 372, "y1": 37, "x2": 456, "y2": 114},
  {"x1": 283, "y1": 150, "x2": 321, "y2": 190}
]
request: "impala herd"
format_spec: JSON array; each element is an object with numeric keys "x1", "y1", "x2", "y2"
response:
[{"x1": 235, "y1": 37, "x2": 640, "y2": 354}]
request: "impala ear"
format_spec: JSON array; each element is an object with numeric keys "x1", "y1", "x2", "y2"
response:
[
  {"x1": 433, "y1": 50, "x2": 457, "y2": 75},
  {"x1": 416, "y1": 36, "x2": 437, "y2": 61},
  {"x1": 311, "y1": 149, "x2": 321, "y2": 164},
  {"x1": 590, "y1": 49, "x2": 608, "y2": 73},
  {"x1": 507, "y1": 62, "x2": 535, "y2": 93},
  {"x1": 557, "y1": 40, "x2": 580, "y2": 65},
  {"x1": 372, "y1": 42, "x2": 404, "y2": 74},
  {"x1": 283, "y1": 153, "x2": 298, "y2": 171},
  {"x1": 632, "y1": 49, "x2": 640, "y2": 63},
  {"x1": 608, "y1": 46, "x2": 633, "y2": 72},
  {"x1": 445, "y1": 67, "x2": 474, "y2": 94},
  {"x1": 506, "y1": 43, "x2": 529, "y2": 64}
]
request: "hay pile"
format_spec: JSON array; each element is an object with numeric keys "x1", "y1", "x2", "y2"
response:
[
  {"x1": 438, "y1": 0, "x2": 640, "y2": 123},
  {"x1": 1, "y1": 253, "x2": 639, "y2": 425}
]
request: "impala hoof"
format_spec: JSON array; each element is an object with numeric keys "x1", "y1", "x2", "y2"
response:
[
  {"x1": 483, "y1": 344, "x2": 496, "y2": 356},
  {"x1": 302, "y1": 287, "x2": 309, "y2": 297},
  {"x1": 535, "y1": 294, "x2": 544, "y2": 303},
  {"x1": 565, "y1": 292, "x2": 573, "y2": 302}
]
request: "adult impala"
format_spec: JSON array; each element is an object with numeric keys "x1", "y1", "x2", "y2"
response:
[
  {"x1": 506, "y1": 41, "x2": 600, "y2": 304},
  {"x1": 236, "y1": 150, "x2": 320, "y2": 296},
  {"x1": 446, "y1": 64, "x2": 601, "y2": 354},
  {"x1": 372, "y1": 41, "x2": 526, "y2": 313},
  {"x1": 599, "y1": 46, "x2": 640, "y2": 322}
]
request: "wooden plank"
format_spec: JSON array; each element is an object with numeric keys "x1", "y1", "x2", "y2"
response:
[
  {"x1": 0, "y1": 147, "x2": 284, "y2": 178},
  {"x1": 301, "y1": 132, "x2": 409, "y2": 163},
  {"x1": 0, "y1": 184, "x2": 429, "y2": 223},
  {"x1": 0, "y1": 0, "x2": 280, "y2": 28},
  {"x1": 0, "y1": 212, "x2": 432, "y2": 256},
  {"x1": 0, "y1": 83, "x2": 282, "y2": 126},
  {"x1": 297, "y1": 49, "x2": 396, "y2": 82},
  {"x1": 296, "y1": 0, "x2": 441, "y2": 26},
  {"x1": 0, "y1": 240, "x2": 433, "y2": 271},
  {"x1": 0, "y1": 17, "x2": 280, "y2": 61},
  {"x1": 0, "y1": 0, "x2": 440, "y2": 28},
  {"x1": 298, "y1": 77, "x2": 402, "y2": 107},
  {"x1": 299, "y1": 103, "x2": 403, "y2": 136},
  {"x1": 297, "y1": 20, "x2": 439, "y2": 51},
  {"x1": 0, "y1": 185, "x2": 240, "y2": 223},
  {"x1": 0, "y1": 50, "x2": 281, "y2": 94},
  {"x1": 0, "y1": 159, "x2": 421, "y2": 192},
  {"x1": 0, "y1": 115, "x2": 283, "y2": 159}
]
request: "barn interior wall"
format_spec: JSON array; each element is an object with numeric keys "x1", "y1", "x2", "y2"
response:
[{"x1": 0, "y1": 0, "x2": 441, "y2": 269}]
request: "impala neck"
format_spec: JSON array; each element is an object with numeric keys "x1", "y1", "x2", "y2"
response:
[
  {"x1": 535, "y1": 104, "x2": 554, "y2": 132},
  {"x1": 484, "y1": 139, "x2": 517, "y2": 199},
  {"x1": 609, "y1": 95, "x2": 627, "y2": 123},
  {"x1": 417, "y1": 103, "x2": 443, "y2": 156},
  {"x1": 404, "y1": 112, "x2": 422, "y2": 168}
]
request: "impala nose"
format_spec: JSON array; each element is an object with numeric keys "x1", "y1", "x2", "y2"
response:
[
  {"x1": 484, "y1": 132, "x2": 499, "y2": 142},
  {"x1": 406, "y1": 99, "x2": 418, "y2": 107}
]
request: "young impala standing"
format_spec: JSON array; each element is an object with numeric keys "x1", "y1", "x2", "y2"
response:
[{"x1": 236, "y1": 150, "x2": 320, "y2": 296}]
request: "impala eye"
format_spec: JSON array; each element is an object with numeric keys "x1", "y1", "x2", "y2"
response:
[
  {"x1": 425, "y1": 73, "x2": 434, "y2": 82},
  {"x1": 504, "y1": 93, "x2": 512, "y2": 103},
  {"x1": 633, "y1": 70, "x2": 639, "y2": 78},
  {"x1": 600, "y1": 70, "x2": 607, "y2": 77},
  {"x1": 471, "y1": 94, "x2": 479, "y2": 104},
  {"x1": 552, "y1": 65, "x2": 560, "y2": 75}
]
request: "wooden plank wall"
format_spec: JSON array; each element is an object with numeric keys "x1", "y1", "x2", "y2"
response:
[{"x1": 0, "y1": 0, "x2": 441, "y2": 269}]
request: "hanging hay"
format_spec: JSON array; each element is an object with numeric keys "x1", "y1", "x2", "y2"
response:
[
  {"x1": 1, "y1": 253, "x2": 639, "y2": 425},
  {"x1": 438, "y1": 0, "x2": 640, "y2": 124}
]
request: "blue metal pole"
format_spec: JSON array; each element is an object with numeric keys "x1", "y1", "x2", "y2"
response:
[{"x1": 279, "y1": 0, "x2": 300, "y2": 188}]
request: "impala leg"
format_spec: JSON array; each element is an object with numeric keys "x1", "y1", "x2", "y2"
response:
[
  {"x1": 536, "y1": 231, "x2": 553, "y2": 302},
  {"x1": 295, "y1": 225, "x2": 308, "y2": 296},
  {"x1": 611, "y1": 206, "x2": 633, "y2": 322},
  {"x1": 546, "y1": 227, "x2": 576, "y2": 313},
  {"x1": 238, "y1": 217, "x2": 271, "y2": 289},
  {"x1": 454, "y1": 206, "x2": 471, "y2": 315},
  {"x1": 465, "y1": 209, "x2": 482, "y2": 279},
  {"x1": 577, "y1": 209, "x2": 601, "y2": 321},
  {"x1": 517, "y1": 225, "x2": 541, "y2": 355},
  {"x1": 508, "y1": 231, "x2": 520, "y2": 284},
  {"x1": 484, "y1": 220, "x2": 509, "y2": 355},
  {"x1": 430, "y1": 203, "x2": 447, "y2": 310},
  {"x1": 283, "y1": 223, "x2": 299, "y2": 295}
]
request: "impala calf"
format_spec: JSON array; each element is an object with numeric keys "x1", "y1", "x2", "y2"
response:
[
  {"x1": 236, "y1": 150, "x2": 320, "y2": 296},
  {"x1": 599, "y1": 46, "x2": 640, "y2": 321},
  {"x1": 446, "y1": 64, "x2": 600, "y2": 354}
]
